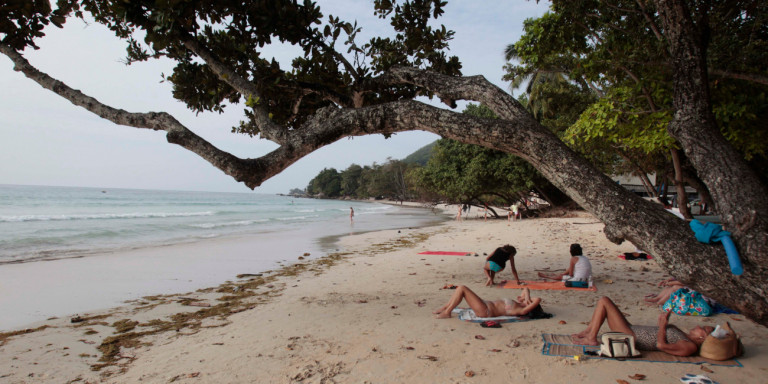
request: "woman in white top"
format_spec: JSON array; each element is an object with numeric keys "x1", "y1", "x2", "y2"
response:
[{"x1": 538, "y1": 243, "x2": 592, "y2": 282}]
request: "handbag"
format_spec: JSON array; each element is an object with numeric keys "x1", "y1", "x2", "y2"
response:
[
  {"x1": 598, "y1": 332, "x2": 641, "y2": 358},
  {"x1": 662, "y1": 288, "x2": 712, "y2": 316},
  {"x1": 699, "y1": 322, "x2": 744, "y2": 360}
]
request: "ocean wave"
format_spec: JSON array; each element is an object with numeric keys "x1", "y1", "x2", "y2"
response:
[
  {"x1": 275, "y1": 215, "x2": 320, "y2": 221},
  {"x1": 188, "y1": 219, "x2": 268, "y2": 229},
  {"x1": 0, "y1": 211, "x2": 216, "y2": 222}
]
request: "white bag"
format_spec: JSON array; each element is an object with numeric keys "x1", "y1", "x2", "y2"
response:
[{"x1": 598, "y1": 332, "x2": 641, "y2": 358}]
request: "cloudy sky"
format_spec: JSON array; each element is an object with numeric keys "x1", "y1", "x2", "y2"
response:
[{"x1": 0, "y1": 1, "x2": 550, "y2": 194}]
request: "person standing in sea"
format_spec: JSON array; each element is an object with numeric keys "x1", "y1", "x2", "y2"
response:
[{"x1": 350, "y1": 207, "x2": 354, "y2": 224}]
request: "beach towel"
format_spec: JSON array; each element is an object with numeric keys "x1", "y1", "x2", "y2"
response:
[
  {"x1": 540, "y1": 334, "x2": 742, "y2": 367},
  {"x1": 418, "y1": 251, "x2": 472, "y2": 256},
  {"x1": 711, "y1": 302, "x2": 739, "y2": 315},
  {"x1": 498, "y1": 280, "x2": 597, "y2": 292},
  {"x1": 618, "y1": 253, "x2": 654, "y2": 260},
  {"x1": 690, "y1": 219, "x2": 742, "y2": 275},
  {"x1": 450, "y1": 308, "x2": 534, "y2": 323}
]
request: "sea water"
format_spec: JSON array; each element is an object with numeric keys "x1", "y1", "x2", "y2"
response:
[
  {"x1": 0, "y1": 184, "x2": 448, "y2": 329},
  {"x1": 0, "y1": 184, "x2": 444, "y2": 264}
]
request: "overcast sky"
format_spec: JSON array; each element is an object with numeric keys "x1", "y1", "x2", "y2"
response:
[{"x1": 0, "y1": 1, "x2": 550, "y2": 194}]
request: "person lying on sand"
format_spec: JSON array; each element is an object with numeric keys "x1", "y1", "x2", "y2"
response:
[
  {"x1": 644, "y1": 278, "x2": 686, "y2": 306},
  {"x1": 538, "y1": 243, "x2": 592, "y2": 282},
  {"x1": 483, "y1": 244, "x2": 519, "y2": 286},
  {"x1": 572, "y1": 296, "x2": 713, "y2": 357},
  {"x1": 433, "y1": 285, "x2": 541, "y2": 319}
]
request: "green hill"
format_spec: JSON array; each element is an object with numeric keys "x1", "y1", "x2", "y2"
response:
[{"x1": 402, "y1": 141, "x2": 437, "y2": 165}]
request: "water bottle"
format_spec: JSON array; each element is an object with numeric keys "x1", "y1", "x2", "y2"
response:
[{"x1": 588, "y1": 275, "x2": 593, "y2": 288}]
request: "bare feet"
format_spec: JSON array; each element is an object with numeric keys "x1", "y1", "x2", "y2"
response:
[
  {"x1": 572, "y1": 335, "x2": 599, "y2": 346},
  {"x1": 433, "y1": 305, "x2": 447, "y2": 314},
  {"x1": 435, "y1": 312, "x2": 451, "y2": 319},
  {"x1": 571, "y1": 329, "x2": 589, "y2": 339}
]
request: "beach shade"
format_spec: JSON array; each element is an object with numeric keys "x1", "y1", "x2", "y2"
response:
[{"x1": 689, "y1": 219, "x2": 742, "y2": 275}]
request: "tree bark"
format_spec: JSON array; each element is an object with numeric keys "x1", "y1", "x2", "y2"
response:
[
  {"x1": 670, "y1": 149, "x2": 692, "y2": 219},
  {"x1": 653, "y1": 0, "x2": 768, "y2": 319}
]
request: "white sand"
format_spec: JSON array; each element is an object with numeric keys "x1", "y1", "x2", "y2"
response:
[{"x1": 2, "y1": 208, "x2": 767, "y2": 383}]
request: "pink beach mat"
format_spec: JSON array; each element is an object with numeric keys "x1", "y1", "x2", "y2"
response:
[{"x1": 417, "y1": 251, "x2": 473, "y2": 256}]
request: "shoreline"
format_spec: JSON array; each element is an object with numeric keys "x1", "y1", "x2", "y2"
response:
[
  {"x1": 2, "y1": 211, "x2": 767, "y2": 383},
  {"x1": 0, "y1": 201, "x2": 449, "y2": 331}
]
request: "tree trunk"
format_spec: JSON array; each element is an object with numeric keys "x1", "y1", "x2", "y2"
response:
[
  {"x1": 670, "y1": 149, "x2": 692, "y2": 219},
  {"x1": 653, "y1": 0, "x2": 768, "y2": 320}
]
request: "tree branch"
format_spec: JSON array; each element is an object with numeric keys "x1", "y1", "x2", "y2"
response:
[
  {"x1": 179, "y1": 36, "x2": 286, "y2": 143},
  {"x1": 710, "y1": 69, "x2": 768, "y2": 86}
]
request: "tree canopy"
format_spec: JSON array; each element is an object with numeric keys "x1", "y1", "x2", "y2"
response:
[
  {"x1": 505, "y1": 0, "x2": 768, "y2": 210},
  {"x1": 2, "y1": 1, "x2": 768, "y2": 325}
]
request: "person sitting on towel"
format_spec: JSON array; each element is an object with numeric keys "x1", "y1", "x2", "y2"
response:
[
  {"x1": 483, "y1": 244, "x2": 519, "y2": 286},
  {"x1": 538, "y1": 243, "x2": 592, "y2": 282},
  {"x1": 433, "y1": 285, "x2": 542, "y2": 319},
  {"x1": 572, "y1": 296, "x2": 713, "y2": 356}
]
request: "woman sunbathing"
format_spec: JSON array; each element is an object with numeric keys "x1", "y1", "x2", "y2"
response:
[
  {"x1": 433, "y1": 285, "x2": 542, "y2": 319},
  {"x1": 572, "y1": 296, "x2": 713, "y2": 356}
]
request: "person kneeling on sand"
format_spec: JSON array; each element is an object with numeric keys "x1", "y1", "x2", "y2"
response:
[
  {"x1": 433, "y1": 285, "x2": 543, "y2": 319},
  {"x1": 483, "y1": 244, "x2": 519, "y2": 286},
  {"x1": 572, "y1": 296, "x2": 713, "y2": 357},
  {"x1": 538, "y1": 243, "x2": 592, "y2": 282}
]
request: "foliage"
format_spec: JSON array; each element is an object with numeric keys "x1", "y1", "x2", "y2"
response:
[
  {"x1": 339, "y1": 164, "x2": 363, "y2": 197},
  {"x1": 29, "y1": 0, "x2": 461, "y2": 131},
  {"x1": 505, "y1": 0, "x2": 768, "y2": 184},
  {"x1": 306, "y1": 168, "x2": 341, "y2": 197},
  {"x1": 401, "y1": 141, "x2": 436, "y2": 166},
  {"x1": 0, "y1": 0, "x2": 69, "y2": 50},
  {"x1": 408, "y1": 104, "x2": 568, "y2": 207}
]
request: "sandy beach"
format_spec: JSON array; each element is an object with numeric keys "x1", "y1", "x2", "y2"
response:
[{"x1": 2, "y1": 207, "x2": 767, "y2": 383}]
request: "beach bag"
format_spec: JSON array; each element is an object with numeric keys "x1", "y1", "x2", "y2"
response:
[
  {"x1": 699, "y1": 322, "x2": 744, "y2": 361},
  {"x1": 564, "y1": 280, "x2": 588, "y2": 288},
  {"x1": 598, "y1": 332, "x2": 641, "y2": 358},
  {"x1": 662, "y1": 288, "x2": 712, "y2": 316}
]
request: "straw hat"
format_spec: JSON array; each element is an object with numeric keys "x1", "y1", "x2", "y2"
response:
[{"x1": 699, "y1": 322, "x2": 744, "y2": 361}]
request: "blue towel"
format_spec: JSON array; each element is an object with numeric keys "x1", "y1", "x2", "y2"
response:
[
  {"x1": 689, "y1": 220, "x2": 731, "y2": 243},
  {"x1": 689, "y1": 220, "x2": 742, "y2": 275},
  {"x1": 711, "y1": 302, "x2": 739, "y2": 315}
]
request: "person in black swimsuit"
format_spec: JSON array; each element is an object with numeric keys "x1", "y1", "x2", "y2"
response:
[
  {"x1": 571, "y1": 296, "x2": 713, "y2": 356},
  {"x1": 483, "y1": 245, "x2": 519, "y2": 286}
]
